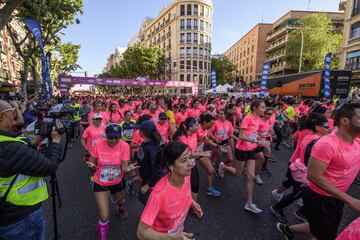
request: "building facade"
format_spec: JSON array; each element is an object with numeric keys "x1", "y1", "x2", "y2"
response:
[
  {"x1": 128, "y1": 0, "x2": 214, "y2": 92},
  {"x1": 266, "y1": 10, "x2": 344, "y2": 76},
  {"x1": 224, "y1": 23, "x2": 273, "y2": 84},
  {"x1": 103, "y1": 47, "x2": 126, "y2": 73},
  {"x1": 339, "y1": 0, "x2": 360, "y2": 85},
  {"x1": 0, "y1": 18, "x2": 27, "y2": 92}
]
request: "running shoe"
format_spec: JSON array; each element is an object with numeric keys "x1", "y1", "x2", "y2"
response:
[
  {"x1": 218, "y1": 162, "x2": 225, "y2": 178},
  {"x1": 116, "y1": 205, "x2": 128, "y2": 221},
  {"x1": 244, "y1": 203, "x2": 262, "y2": 214},
  {"x1": 254, "y1": 175, "x2": 264, "y2": 185},
  {"x1": 207, "y1": 187, "x2": 221, "y2": 197},
  {"x1": 272, "y1": 189, "x2": 283, "y2": 202},
  {"x1": 297, "y1": 199, "x2": 303, "y2": 207},
  {"x1": 294, "y1": 210, "x2": 308, "y2": 223},
  {"x1": 126, "y1": 181, "x2": 135, "y2": 197},
  {"x1": 276, "y1": 223, "x2": 294, "y2": 240},
  {"x1": 270, "y1": 206, "x2": 285, "y2": 223},
  {"x1": 260, "y1": 168, "x2": 272, "y2": 177}
]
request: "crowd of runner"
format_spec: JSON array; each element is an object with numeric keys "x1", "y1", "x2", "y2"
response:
[{"x1": 16, "y1": 93, "x2": 360, "y2": 239}]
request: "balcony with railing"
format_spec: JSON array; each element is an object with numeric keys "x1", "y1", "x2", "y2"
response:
[
  {"x1": 353, "y1": 7, "x2": 360, "y2": 17},
  {"x1": 348, "y1": 36, "x2": 360, "y2": 47},
  {"x1": 266, "y1": 24, "x2": 302, "y2": 42},
  {"x1": 166, "y1": 45, "x2": 172, "y2": 50},
  {"x1": 161, "y1": 35, "x2": 166, "y2": 41},
  {"x1": 166, "y1": 31, "x2": 171, "y2": 38},
  {"x1": 265, "y1": 38, "x2": 288, "y2": 53}
]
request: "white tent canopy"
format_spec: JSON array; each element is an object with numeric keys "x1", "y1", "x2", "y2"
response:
[{"x1": 205, "y1": 83, "x2": 234, "y2": 93}]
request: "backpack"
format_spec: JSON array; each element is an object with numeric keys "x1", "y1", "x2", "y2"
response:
[{"x1": 303, "y1": 138, "x2": 319, "y2": 166}]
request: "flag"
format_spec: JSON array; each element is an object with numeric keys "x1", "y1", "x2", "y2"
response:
[
  {"x1": 323, "y1": 53, "x2": 332, "y2": 98},
  {"x1": 24, "y1": 17, "x2": 48, "y2": 100},
  {"x1": 211, "y1": 71, "x2": 217, "y2": 94},
  {"x1": 260, "y1": 62, "x2": 271, "y2": 98}
]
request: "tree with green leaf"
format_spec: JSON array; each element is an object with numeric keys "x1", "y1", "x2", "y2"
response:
[
  {"x1": 100, "y1": 45, "x2": 165, "y2": 79},
  {"x1": 0, "y1": 0, "x2": 26, "y2": 31},
  {"x1": 285, "y1": 13, "x2": 342, "y2": 72},
  {"x1": 211, "y1": 54, "x2": 236, "y2": 85},
  {"x1": 6, "y1": 0, "x2": 83, "y2": 96}
]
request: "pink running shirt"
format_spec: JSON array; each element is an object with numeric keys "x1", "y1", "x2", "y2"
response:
[
  {"x1": 82, "y1": 125, "x2": 105, "y2": 152},
  {"x1": 91, "y1": 139, "x2": 130, "y2": 186},
  {"x1": 236, "y1": 114, "x2": 260, "y2": 151},
  {"x1": 155, "y1": 121, "x2": 170, "y2": 145},
  {"x1": 213, "y1": 119, "x2": 234, "y2": 141},
  {"x1": 307, "y1": 131, "x2": 360, "y2": 197},
  {"x1": 140, "y1": 175, "x2": 192, "y2": 234},
  {"x1": 336, "y1": 217, "x2": 360, "y2": 240}
]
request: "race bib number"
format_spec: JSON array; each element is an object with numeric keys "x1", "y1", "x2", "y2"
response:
[
  {"x1": 248, "y1": 132, "x2": 258, "y2": 144},
  {"x1": 123, "y1": 129, "x2": 134, "y2": 138},
  {"x1": 216, "y1": 129, "x2": 228, "y2": 139},
  {"x1": 100, "y1": 167, "x2": 121, "y2": 182}
]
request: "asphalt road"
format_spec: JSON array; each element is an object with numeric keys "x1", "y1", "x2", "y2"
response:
[{"x1": 43, "y1": 142, "x2": 359, "y2": 240}]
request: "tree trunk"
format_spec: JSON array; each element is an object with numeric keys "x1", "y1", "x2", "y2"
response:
[
  {"x1": 0, "y1": 0, "x2": 26, "y2": 31},
  {"x1": 21, "y1": 57, "x2": 30, "y2": 98}
]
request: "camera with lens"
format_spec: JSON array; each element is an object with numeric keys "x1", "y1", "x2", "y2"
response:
[{"x1": 34, "y1": 104, "x2": 74, "y2": 137}]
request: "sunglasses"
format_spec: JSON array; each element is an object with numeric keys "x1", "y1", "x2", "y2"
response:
[
  {"x1": 108, "y1": 136, "x2": 120, "y2": 140},
  {"x1": 321, "y1": 125, "x2": 330, "y2": 129},
  {"x1": 0, "y1": 108, "x2": 15, "y2": 115},
  {"x1": 93, "y1": 118, "x2": 102, "y2": 121}
]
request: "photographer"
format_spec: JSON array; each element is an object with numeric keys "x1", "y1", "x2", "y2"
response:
[{"x1": 0, "y1": 100, "x2": 63, "y2": 239}]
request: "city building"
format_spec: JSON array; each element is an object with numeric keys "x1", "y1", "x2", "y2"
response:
[
  {"x1": 224, "y1": 23, "x2": 273, "y2": 84},
  {"x1": 266, "y1": 10, "x2": 344, "y2": 76},
  {"x1": 103, "y1": 47, "x2": 126, "y2": 73},
  {"x1": 128, "y1": 0, "x2": 214, "y2": 93},
  {"x1": 339, "y1": 0, "x2": 360, "y2": 86},
  {"x1": 0, "y1": 18, "x2": 27, "y2": 93}
]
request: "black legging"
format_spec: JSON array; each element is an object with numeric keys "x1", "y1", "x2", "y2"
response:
[
  {"x1": 190, "y1": 165, "x2": 199, "y2": 194},
  {"x1": 274, "y1": 181, "x2": 306, "y2": 210},
  {"x1": 273, "y1": 123, "x2": 283, "y2": 149}
]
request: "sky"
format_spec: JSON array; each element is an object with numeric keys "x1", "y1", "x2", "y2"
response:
[{"x1": 61, "y1": 0, "x2": 342, "y2": 76}]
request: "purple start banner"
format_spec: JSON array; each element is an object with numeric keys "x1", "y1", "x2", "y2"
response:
[{"x1": 58, "y1": 76, "x2": 197, "y2": 95}]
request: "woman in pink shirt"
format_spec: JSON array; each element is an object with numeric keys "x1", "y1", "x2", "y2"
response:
[
  {"x1": 137, "y1": 142, "x2": 202, "y2": 240},
  {"x1": 270, "y1": 114, "x2": 329, "y2": 222},
  {"x1": 155, "y1": 112, "x2": 173, "y2": 146},
  {"x1": 107, "y1": 103, "x2": 122, "y2": 124},
  {"x1": 174, "y1": 117, "x2": 220, "y2": 202},
  {"x1": 88, "y1": 101, "x2": 108, "y2": 126},
  {"x1": 219, "y1": 99, "x2": 270, "y2": 214},
  {"x1": 210, "y1": 109, "x2": 234, "y2": 167},
  {"x1": 81, "y1": 113, "x2": 105, "y2": 163},
  {"x1": 175, "y1": 104, "x2": 188, "y2": 127},
  {"x1": 87, "y1": 124, "x2": 139, "y2": 240},
  {"x1": 132, "y1": 105, "x2": 143, "y2": 122}
]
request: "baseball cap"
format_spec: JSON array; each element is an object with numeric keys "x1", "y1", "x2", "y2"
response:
[
  {"x1": 105, "y1": 124, "x2": 122, "y2": 139},
  {"x1": 159, "y1": 112, "x2": 168, "y2": 120},
  {"x1": 93, "y1": 113, "x2": 103, "y2": 120},
  {"x1": 134, "y1": 120, "x2": 156, "y2": 134},
  {"x1": 151, "y1": 104, "x2": 157, "y2": 109}
]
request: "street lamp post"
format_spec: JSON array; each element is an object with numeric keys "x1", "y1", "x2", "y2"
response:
[{"x1": 299, "y1": 30, "x2": 304, "y2": 73}]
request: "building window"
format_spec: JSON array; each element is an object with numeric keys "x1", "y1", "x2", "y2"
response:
[
  {"x1": 180, "y1": 47, "x2": 185, "y2": 57},
  {"x1": 186, "y1": 47, "x2": 191, "y2": 57},
  {"x1": 194, "y1": 19, "x2": 198, "y2": 30},
  {"x1": 173, "y1": 61, "x2": 177, "y2": 69},
  {"x1": 180, "y1": 19, "x2": 185, "y2": 30},
  {"x1": 187, "y1": 19, "x2": 192, "y2": 30},
  {"x1": 200, "y1": 34, "x2": 204, "y2": 44},
  {"x1": 200, "y1": 20, "x2": 204, "y2": 31},
  {"x1": 246, "y1": 67, "x2": 249, "y2": 74},
  {"x1": 180, "y1": 61, "x2": 185, "y2": 70},
  {"x1": 199, "y1": 61, "x2": 203, "y2": 69},
  {"x1": 350, "y1": 23, "x2": 360, "y2": 38},
  {"x1": 180, "y1": 74, "x2": 184, "y2": 81},
  {"x1": 180, "y1": 5, "x2": 185, "y2": 16},
  {"x1": 345, "y1": 50, "x2": 360, "y2": 70},
  {"x1": 249, "y1": 75, "x2": 252, "y2": 81},
  {"x1": 193, "y1": 47, "x2": 198, "y2": 57},
  {"x1": 180, "y1": 33, "x2": 185, "y2": 44},
  {"x1": 250, "y1": 65, "x2": 253, "y2": 73},
  {"x1": 200, "y1": 5, "x2": 204, "y2": 16},
  {"x1": 193, "y1": 61, "x2": 198, "y2": 71},
  {"x1": 199, "y1": 48, "x2": 204, "y2": 57},
  {"x1": 252, "y1": 45, "x2": 254, "y2": 52},
  {"x1": 187, "y1": 4, "x2": 192, "y2": 15},
  {"x1": 353, "y1": 0, "x2": 360, "y2": 16},
  {"x1": 186, "y1": 33, "x2": 192, "y2": 43},
  {"x1": 187, "y1": 74, "x2": 191, "y2": 81},
  {"x1": 186, "y1": 60, "x2": 191, "y2": 70},
  {"x1": 199, "y1": 75, "x2": 204, "y2": 85},
  {"x1": 194, "y1": 4, "x2": 199, "y2": 16},
  {"x1": 193, "y1": 33, "x2": 198, "y2": 44}
]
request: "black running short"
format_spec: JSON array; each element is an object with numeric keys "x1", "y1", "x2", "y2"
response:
[
  {"x1": 235, "y1": 148, "x2": 257, "y2": 161},
  {"x1": 302, "y1": 187, "x2": 344, "y2": 240},
  {"x1": 93, "y1": 179, "x2": 126, "y2": 194}
]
